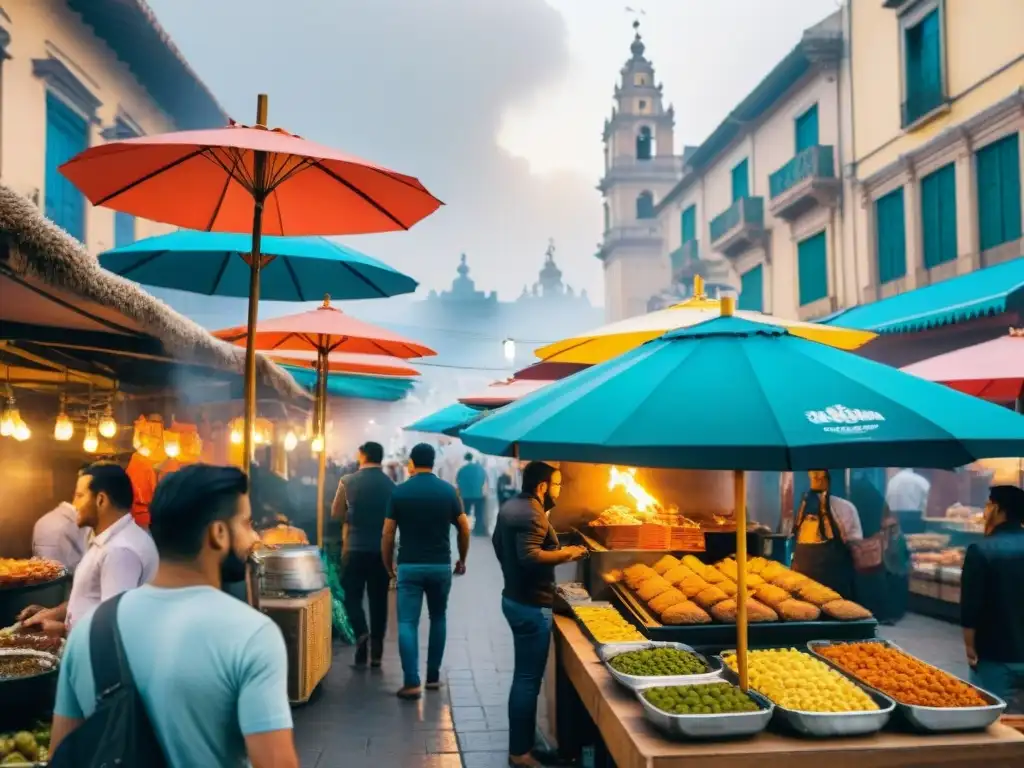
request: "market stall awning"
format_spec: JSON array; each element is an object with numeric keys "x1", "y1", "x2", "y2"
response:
[
  {"x1": 404, "y1": 403, "x2": 486, "y2": 436},
  {"x1": 901, "y1": 328, "x2": 1024, "y2": 401},
  {"x1": 822, "y1": 257, "x2": 1024, "y2": 334},
  {"x1": 458, "y1": 378, "x2": 552, "y2": 408}
]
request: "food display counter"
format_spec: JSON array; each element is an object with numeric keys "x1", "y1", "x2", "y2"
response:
[{"x1": 906, "y1": 527, "x2": 976, "y2": 623}]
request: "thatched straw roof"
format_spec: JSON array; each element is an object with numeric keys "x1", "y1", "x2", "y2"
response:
[{"x1": 0, "y1": 184, "x2": 306, "y2": 401}]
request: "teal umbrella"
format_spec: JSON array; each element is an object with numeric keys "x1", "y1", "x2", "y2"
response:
[
  {"x1": 283, "y1": 366, "x2": 416, "y2": 402},
  {"x1": 460, "y1": 315, "x2": 1024, "y2": 470},
  {"x1": 404, "y1": 403, "x2": 487, "y2": 436},
  {"x1": 99, "y1": 231, "x2": 417, "y2": 301}
]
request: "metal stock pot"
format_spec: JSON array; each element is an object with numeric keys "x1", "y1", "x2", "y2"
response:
[{"x1": 252, "y1": 545, "x2": 326, "y2": 595}]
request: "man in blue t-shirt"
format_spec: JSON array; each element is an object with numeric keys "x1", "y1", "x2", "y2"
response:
[
  {"x1": 383, "y1": 443, "x2": 471, "y2": 700},
  {"x1": 50, "y1": 464, "x2": 297, "y2": 768},
  {"x1": 456, "y1": 452, "x2": 489, "y2": 537}
]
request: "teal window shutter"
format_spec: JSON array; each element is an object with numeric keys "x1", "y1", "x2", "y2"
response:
[
  {"x1": 680, "y1": 205, "x2": 696, "y2": 243},
  {"x1": 797, "y1": 231, "x2": 828, "y2": 306},
  {"x1": 795, "y1": 104, "x2": 819, "y2": 153},
  {"x1": 920, "y1": 163, "x2": 957, "y2": 269},
  {"x1": 731, "y1": 159, "x2": 749, "y2": 202},
  {"x1": 976, "y1": 133, "x2": 1022, "y2": 251},
  {"x1": 44, "y1": 93, "x2": 88, "y2": 242},
  {"x1": 875, "y1": 188, "x2": 907, "y2": 284},
  {"x1": 739, "y1": 265, "x2": 764, "y2": 312},
  {"x1": 903, "y1": 9, "x2": 943, "y2": 124}
]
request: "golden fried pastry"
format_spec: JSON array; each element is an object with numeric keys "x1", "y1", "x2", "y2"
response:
[
  {"x1": 821, "y1": 599, "x2": 873, "y2": 621},
  {"x1": 776, "y1": 599, "x2": 821, "y2": 622},
  {"x1": 797, "y1": 582, "x2": 843, "y2": 606},
  {"x1": 681, "y1": 555, "x2": 708, "y2": 577},
  {"x1": 702, "y1": 567, "x2": 728, "y2": 584},
  {"x1": 653, "y1": 555, "x2": 681, "y2": 575},
  {"x1": 677, "y1": 575, "x2": 710, "y2": 598},
  {"x1": 710, "y1": 598, "x2": 778, "y2": 623},
  {"x1": 746, "y1": 557, "x2": 768, "y2": 574},
  {"x1": 771, "y1": 571, "x2": 810, "y2": 592},
  {"x1": 637, "y1": 576, "x2": 673, "y2": 601},
  {"x1": 754, "y1": 584, "x2": 791, "y2": 609},
  {"x1": 662, "y1": 564, "x2": 696, "y2": 585},
  {"x1": 648, "y1": 587, "x2": 687, "y2": 615},
  {"x1": 759, "y1": 561, "x2": 788, "y2": 581},
  {"x1": 624, "y1": 564, "x2": 657, "y2": 589},
  {"x1": 745, "y1": 573, "x2": 765, "y2": 587},
  {"x1": 719, "y1": 580, "x2": 756, "y2": 599},
  {"x1": 716, "y1": 558, "x2": 739, "y2": 581},
  {"x1": 661, "y1": 600, "x2": 712, "y2": 626},
  {"x1": 693, "y1": 585, "x2": 730, "y2": 610}
]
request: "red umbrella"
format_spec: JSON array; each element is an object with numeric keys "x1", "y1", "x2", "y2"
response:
[
  {"x1": 902, "y1": 328, "x2": 1024, "y2": 404},
  {"x1": 60, "y1": 94, "x2": 442, "y2": 463},
  {"x1": 215, "y1": 296, "x2": 435, "y2": 544}
]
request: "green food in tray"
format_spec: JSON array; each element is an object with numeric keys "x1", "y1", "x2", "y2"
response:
[
  {"x1": 642, "y1": 682, "x2": 760, "y2": 714},
  {"x1": 609, "y1": 648, "x2": 708, "y2": 677}
]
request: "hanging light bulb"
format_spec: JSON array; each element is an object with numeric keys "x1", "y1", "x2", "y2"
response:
[
  {"x1": 164, "y1": 431, "x2": 181, "y2": 458},
  {"x1": 54, "y1": 412, "x2": 74, "y2": 441},
  {"x1": 502, "y1": 338, "x2": 516, "y2": 363},
  {"x1": 310, "y1": 434, "x2": 324, "y2": 454},
  {"x1": 13, "y1": 417, "x2": 31, "y2": 442},
  {"x1": 230, "y1": 426, "x2": 243, "y2": 445},
  {"x1": 283, "y1": 431, "x2": 298, "y2": 452},
  {"x1": 0, "y1": 398, "x2": 17, "y2": 437},
  {"x1": 139, "y1": 442, "x2": 152, "y2": 458},
  {"x1": 83, "y1": 425, "x2": 99, "y2": 454},
  {"x1": 98, "y1": 403, "x2": 118, "y2": 439}
]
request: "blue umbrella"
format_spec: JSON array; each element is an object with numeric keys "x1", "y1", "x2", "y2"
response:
[
  {"x1": 460, "y1": 315, "x2": 1024, "y2": 470},
  {"x1": 99, "y1": 231, "x2": 417, "y2": 301},
  {"x1": 404, "y1": 403, "x2": 487, "y2": 436},
  {"x1": 283, "y1": 366, "x2": 416, "y2": 402}
]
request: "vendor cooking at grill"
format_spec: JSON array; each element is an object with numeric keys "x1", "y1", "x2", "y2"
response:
[{"x1": 790, "y1": 469, "x2": 863, "y2": 599}]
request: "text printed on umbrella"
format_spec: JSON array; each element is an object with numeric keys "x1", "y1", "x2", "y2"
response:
[{"x1": 805, "y1": 405, "x2": 886, "y2": 434}]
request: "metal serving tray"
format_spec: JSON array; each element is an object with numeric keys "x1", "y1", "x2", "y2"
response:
[
  {"x1": 599, "y1": 641, "x2": 724, "y2": 690},
  {"x1": 635, "y1": 679, "x2": 774, "y2": 740},
  {"x1": 571, "y1": 601, "x2": 648, "y2": 651},
  {"x1": 717, "y1": 649, "x2": 895, "y2": 738},
  {"x1": 807, "y1": 639, "x2": 1006, "y2": 733}
]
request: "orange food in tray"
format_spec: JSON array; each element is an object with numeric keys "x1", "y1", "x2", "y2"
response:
[{"x1": 0, "y1": 557, "x2": 65, "y2": 587}]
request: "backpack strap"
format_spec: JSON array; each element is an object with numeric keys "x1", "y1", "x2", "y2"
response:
[{"x1": 89, "y1": 593, "x2": 133, "y2": 702}]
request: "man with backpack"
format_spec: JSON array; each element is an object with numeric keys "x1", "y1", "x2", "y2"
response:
[{"x1": 49, "y1": 464, "x2": 298, "y2": 768}]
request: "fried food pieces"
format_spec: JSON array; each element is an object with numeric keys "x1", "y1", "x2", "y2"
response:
[
  {"x1": 660, "y1": 600, "x2": 712, "y2": 625},
  {"x1": 776, "y1": 599, "x2": 822, "y2": 622},
  {"x1": 821, "y1": 599, "x2": 872, "y2": 621},
  {"x1": 648, "y1": 587, "x2": 687, "y2": 615},
  {"x1": 710, "y1": 598, "x2": 778, "y2": 623}
]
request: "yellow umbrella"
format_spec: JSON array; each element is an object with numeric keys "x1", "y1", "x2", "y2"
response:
[{"x1": 535, "y1": 276, "x2": 876, "y2": 364}]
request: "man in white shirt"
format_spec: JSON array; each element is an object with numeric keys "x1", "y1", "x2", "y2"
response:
[
  {"x1": 885, "y1": 468, "x2": 931, "y2": 534},
  {"x1": 20, "y1": 462, "x2": 158, "y2": 635},
  {"x1": 33, "y1": 501, "x2": 90, "y2": 572}
]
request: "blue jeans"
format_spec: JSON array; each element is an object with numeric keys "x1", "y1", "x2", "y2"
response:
[
  {"x1": 970, "y1": 660, "x2": 1024, "y2": 715},
  {"x1": 396, "y1": 564, "x2": 453, "y2": 688},
  {"x1": 502, "y1": 597, "x2": 553, "y2": 757}
]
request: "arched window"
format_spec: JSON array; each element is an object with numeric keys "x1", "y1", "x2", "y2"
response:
[
  {"x1": 636, "y1": 126, "x2": 653, "y2": 160},
  {"x1": 636, "y1": 191, "x2": 655, "y2": 220}
]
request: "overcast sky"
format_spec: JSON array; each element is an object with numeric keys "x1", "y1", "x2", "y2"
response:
[{"x1": 148, "y1": 0, "x2": 839, "y2": 304}]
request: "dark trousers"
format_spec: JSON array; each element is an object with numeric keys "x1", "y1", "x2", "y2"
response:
[
  {"x1": 465, "y1": 497, "x2": 487, "y2": 536},
  {"x1": 502, "y1": 596, "x2": 553, "y2": 757},
  {"x1": 341, "y1": 550, "x2": 391, "y2": 660}
]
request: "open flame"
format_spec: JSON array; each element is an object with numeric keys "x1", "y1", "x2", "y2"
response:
[{"x1": 608, "y1": 466, "x2": 661, "y2": 515}]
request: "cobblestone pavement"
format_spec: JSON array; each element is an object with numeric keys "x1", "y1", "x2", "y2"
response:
[{"x1": 294, "y1": 542, "x2": 966, "y2": 768}]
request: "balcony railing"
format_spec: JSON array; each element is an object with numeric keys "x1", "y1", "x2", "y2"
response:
[
  {"x1": 710, "y1": 197, "x2": 764, "y2": 244},
  {"x1": 901, "y1": 83, "x2": 946, "y2": 127},
  {"x1": 669, "y1": 240, "x2": 699, "y2": 274},
  {"x1": 769, "y1": 145, "x2": 835, "y2": 199}
]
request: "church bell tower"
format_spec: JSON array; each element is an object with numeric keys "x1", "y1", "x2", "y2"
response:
[{"x1": 596, "y1": 20, "x2": 683, "y2": 321}]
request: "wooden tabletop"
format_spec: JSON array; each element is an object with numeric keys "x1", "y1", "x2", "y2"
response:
[{"x1": 553, "y1": 615, "x2": 1024, "y2": 768}]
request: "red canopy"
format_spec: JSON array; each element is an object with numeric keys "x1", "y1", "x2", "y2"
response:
[{"x1": 901, "y1": 329, "x2": 1024, "y2": 401}]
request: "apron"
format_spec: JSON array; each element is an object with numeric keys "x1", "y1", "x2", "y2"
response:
[{"x1": 791, "y1": 491, "x2": 855, "y2": 599}]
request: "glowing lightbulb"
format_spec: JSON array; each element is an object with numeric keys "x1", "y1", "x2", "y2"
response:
[
  {"x1": 502, "y1": 338, "x2": 516, "y2": 363},
  {"x1": 139, "y1": 443, "x2": 152, "y2": 458},
  {"x1": 310, "y1": 434, "x2": 324, "y2": 454},
  {"x1": 83, "y1": 426, "x2": 99, "y2": 454},
  {"x1": 164, "y1": 431, "x2": 181, "y2": 458},
  {"x1": 230, "y1": 428, "x2": 243, "y2": 445},
  {"x1": 284, "y1": 431, "x2": 298, "y2": 452},
  {"x1": 54, "y1": 412, "x2": 74, "y2": 441},
  {"x1": 98, "y1": 406, "x2": 118, "y2": 439},
  {"x1": 0, "y1": 404, "x2": 17, "y2": 437},
  {"x1": 13, "y1": 418, "x2": 31, "y2": 442}
]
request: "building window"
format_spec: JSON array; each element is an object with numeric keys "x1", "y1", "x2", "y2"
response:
[
  {"x1": 636, "y1": 191, "x2": 655, "y2": 219},
  {"x1": 634, "y1": 73, "x2": 647, "y2": 86},
  {"x1": 680, "y1": 205, "x2": 696, "y2": 243},
  {"x1": 901, "y1": 5, "x2": 944, "y2": 127},
  {"x1": 638, "y1": 99, "x2": 648, "y2": 113},
  {"x1": 636, "y1": 126, "x2": 653, "y2": 160},
  {"x1": 739, "y1": 265, "x2": 764, "y2": 312},
  {"x1": 920, "y1": 162, "x2": 957, "y2": 269},
  {"x1": 114, "y1": 211, "x2": 136, "y2": 248},
  {"x1": 44, "y1": 93, "x2": 88, "y2": 242},
  {"x1": 875, "y1": 188, "x2": 907, "y2": 285},
  {"x1": 731, "y1": 158, "x2": 749, "y2": 202},
  {"x1": 976, "y1": 133, "x2": 1022, "y2": 252},
  {"x1": 797, "y1": 231, "x2": 828, "y2": 306},
  {"x1": 794, "y1": 104, "x2": 819, "y2": 153}
]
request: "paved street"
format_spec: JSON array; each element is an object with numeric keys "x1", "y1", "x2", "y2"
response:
[{"x1": 294, "y1": 544, "x2": 966, "y2": 768}]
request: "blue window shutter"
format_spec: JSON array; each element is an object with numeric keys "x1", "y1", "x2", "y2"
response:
[
  {"x1": 875, "y1": 188, "x2": 907, "y2": 284},
  {"x1": 114, "y1": 212, "x2": 136, "y2": 248},
  {"x1": 999, "y1": 133, "x2": 1022, "y2": 244},
  {"x1": 797, "y1": 231, "x2": 828, "y2": 306},
  {"x1": 680, "y1": 205, "x2": 696, "y2": 243},
  {"x1": 977, "y1": 133, "x2": 1022, "y2": 251},
  {"x1": 795, "y1": 104, "x2": 819, "y2": 153},
  {"x1": 920, "y1": 163, "x2": 957, "y2": 269},
  {"x1": 919, "y1": 11, "x2": 941, "y2": 93},
  {"x1": 739, "y1": 265, "x2": 764, "y2": 312},
  {"x1": 731, "y1": 159, "x2": 749, "y2": 202},
  {"x1": 44, "y1": 93, "x2": 87, "y2": 242}
]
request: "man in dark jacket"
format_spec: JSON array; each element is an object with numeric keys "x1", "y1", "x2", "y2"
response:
[
  {"x1": 492, "y1": 462, "x2": 586, "y2": 767},
  {"x1": 962, "y1": 484, "x2": 1024, "y2": 714}
]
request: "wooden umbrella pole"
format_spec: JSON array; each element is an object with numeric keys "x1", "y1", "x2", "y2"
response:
[
  {"x1": 734, "y1": 468, "x2": 749, "y2": 691},
  {"x1": 315, "y1": 347, "x2": 327, "y2": 548},
  {"x1": 242, "y1": 93, "x2": 269, "y2": 472}
]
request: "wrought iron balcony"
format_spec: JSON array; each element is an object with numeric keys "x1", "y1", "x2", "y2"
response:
[
  {"x1": 767, "y1": 145, "x2": 840, "y2": 221},
  {"x1": 709, "y1": 197, "x2": 766, "y2": 257},
  {"x1": 595, "y1": 224, "x2": 662, "y2": 260},
  {"x1": 669, "y1": 240, "x2": 700, "y2": 278}
]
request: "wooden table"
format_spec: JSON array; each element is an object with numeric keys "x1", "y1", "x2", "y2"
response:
[{"x1": 548, "y1": 614, "x2": 1024, "y2": 768}]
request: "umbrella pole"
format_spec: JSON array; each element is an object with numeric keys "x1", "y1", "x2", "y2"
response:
[
  {"x1": 243, "y1": 93, "x2": 270, "y2": 471},
  {"x1": 734, "y1": 469, "x2": 749, "y2": 691},
  {"x1": 316, "y1": 348, "x2": 328, "y2": 549}
]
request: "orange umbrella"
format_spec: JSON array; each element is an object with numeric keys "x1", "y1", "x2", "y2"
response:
[
  {"x1": 59, "y1": 94, "x2": 442, "y2": 465},
  {"x1": 216, "y1": 296, "x2": 435, "y2": 544},
  {"x1": 271, "y1": 350, "x2": 420, "y2": 377}
]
